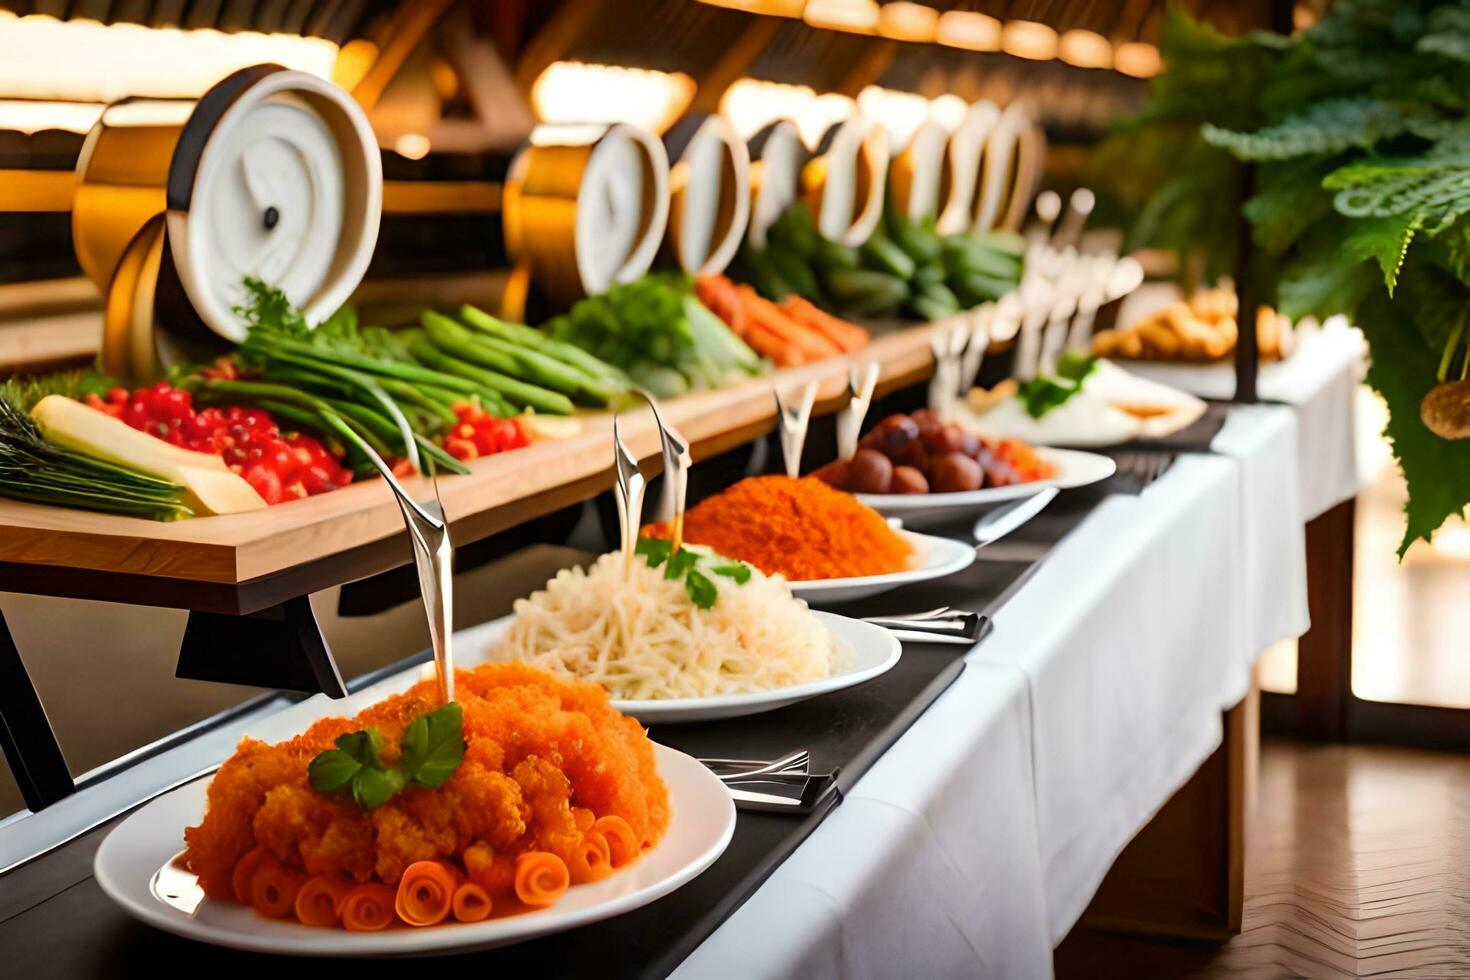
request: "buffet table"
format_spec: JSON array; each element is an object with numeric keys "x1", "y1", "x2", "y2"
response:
[
  {"x1": 677, "y1": 424, "x2": 1310, "y2": 974},
  {"x1": 1, "y1": 393, "x2": 1313, "y2": 977}
]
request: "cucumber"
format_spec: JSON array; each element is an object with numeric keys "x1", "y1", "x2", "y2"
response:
[
  {"x1": 766, "y1": 240, "x2": 825, "y2": 302},
  {"x1": 825, "y1": 267, "x2": 909, "y2": 307},
  {"x1": 812, "y1": 237, "x2": 862, "y2": 272},
  {"x1": 739, "y1": 247, "x2": 794, "y2": 300},
  {"x1": 911, "y1": 293, "x2": 959, "y2": 323},
  {"x1": 860, "y1": 231, "x2": 917, "y2": 280},
  {"x1": 913, "y1": 263, "x2": 946, "y2": 290},
  {"x1": 769, "y1": 202, "x2": 822, "y2": 257},
  {"x1": 885, "y1": 209, "x2": 942, "y2": 266},
  {"x1": 949, "y1": 270, "x2": 1017, "y2": 307}
]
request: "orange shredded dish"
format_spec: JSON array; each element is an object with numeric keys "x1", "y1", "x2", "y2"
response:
[
  {"x1": 645, "y1": 475, "x2": 914, "y2": 581},
  {"x1": 183, "y1": 663, "x2": 668, "y2": 929}
]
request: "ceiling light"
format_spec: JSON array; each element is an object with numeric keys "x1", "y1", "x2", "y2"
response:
[
  {"x1": 1058, "y1": 29, "x2": 1112, "y2": 69},
  {"x1": 1114, "y1": 41, "x2": 1162, "y2": 78},
  {"x1": 935, "y1": 11, "x2": 1001, "y2": 52},
  {"x1": 531, "y1": 61, "x2": 696, "y2": 135},
  {"x1": 0, "y1": 13, "x2": 337, "y2": 103},
  {"x1": 804, "y1": 0, "x2": 880, "y2": 34},
  {"x1": 1001, "y1": 20, "x2": 1058, "y2": 61},
  {"x1": 878, "y1": 2, "x2": 939, "y2": 43}
]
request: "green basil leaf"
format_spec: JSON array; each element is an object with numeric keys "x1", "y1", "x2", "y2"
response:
[
  {"x1": 307, "y1": 748, "x2": 362, "y2": 792},
  {"x1": 332, "y1": 728, "x2": 384, "y2": 768},
  {"x1": 352, "y1": 765, "x2": 406, "y2": 809},
  {"x1": 635, "y1": 537, "x2": 671, "y2": 568},
  {"x1": 664, "y1": 548, "x2": 698, "y2": 581},
  {"x1": 711, "y1": 561, "x2": 752, "y2": 584},
  {"x1": 1054, "y1": 351, "x2": 1097, "y2": 383},
  {"x1": 685, "y1": 569, "x2": 718, "y2": 609},
  {"x1": 403, "y1": 702, "x2": 465, "y2": 788}
]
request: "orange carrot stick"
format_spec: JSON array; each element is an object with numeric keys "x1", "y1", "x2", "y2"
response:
[
  {"x1": 230, "y1": 847, "x2": 273, "y2": 904},
  {"x1": 250, "y1": 864, "x2": 307, "y2": 919},
  {"x1": 514, "y1": 851, "x2": 570, "y2": 907},
  {"x1": 294, "y1": 876, "x2": 353, "y2": 927},
  {"x1": 452, "y1": 882, "x2": 493, "y2": 923},
  {"x1": 744, "y1": 321, "x2": 805, "y2": 367},
  {"x1": 339, "y1": 883, "x2": 398, "y2": 932},
  {"x1": 739, "y1": 286, "x2": 841, "y2": 360},
  {"x1": 780, "y1": 295, "x2": 869, "y2": 352},
  {"x1": 593, "y1": 815, "x2": 642, "y2": 868},
  {"x1": 394, "y1": 860, "x2": 458, "y2": 927}
]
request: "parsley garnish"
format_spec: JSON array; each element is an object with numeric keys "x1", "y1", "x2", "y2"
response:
[
  {"x1": 308, "y1": 702, "x2": 465, "y2": 809},
  {"x1": 632, "y1": 537, "x2": 752, "y2": 609}
]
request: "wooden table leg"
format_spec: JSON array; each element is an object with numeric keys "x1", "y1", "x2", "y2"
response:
[
  {"x1": 1297, "y1": 498, "x2": 1355, "y2": 740},
  {"x1": 1077, "y1": 688, "x2": 1256, "y2": 941}
]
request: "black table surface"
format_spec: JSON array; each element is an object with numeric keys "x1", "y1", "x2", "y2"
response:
[{"x1": 0, "y1": 485, "x2": 1119, "y2": 979}]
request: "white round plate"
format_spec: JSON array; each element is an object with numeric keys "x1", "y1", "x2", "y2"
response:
[
  {"x1": 614, "y1": 611, "x2": 901, "y2": 724},
  {"x1": 94, "y1": 743, "x2": 734, "y2": 958},
  {"x1": 855, "y1": 447, "x2": 1115, "y2": 527},
  {"x1": 787, "y1": 531, "x2": 974, "y2": 605}
]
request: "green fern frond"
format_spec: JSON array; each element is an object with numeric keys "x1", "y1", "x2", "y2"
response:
[{"x1": 1203, "y1": 97, "x2": 1426, "y2": 161}]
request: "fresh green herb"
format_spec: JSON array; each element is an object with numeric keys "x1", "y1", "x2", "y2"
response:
[
  {"x1": 398, "y1": 702, "x2": 465, "y2": 789},
  {"x1": 1, "y1": 368, "x2": 115, "y2": 414},
  {"x1": 307, "y1": 702, "x2": 465, "y2": 809},
  {"x1": 684, "y1": 569, "x2": 718, "y2": 609},
  {"x1": 711, "y1": 560, "x2": 753, "y2": 584},
  {"x1": 1017, "y1": 376, "x2": 1084, "y2": 419},
  {"x1": 635, "y1": 537, "x2": 672, "y2": 567},
  {"x1": 663, "y1": 547, "x2": 699, "y2": 581},
  {"x1": 1055, "y1": 351, "x2": 1098, "y2": 383},
  {"x1": 632, "y1": 537, "x2": 753, "y2": 607},
  {"x1": 0, "y1": 398, "x2": 191, "y2": 520}
]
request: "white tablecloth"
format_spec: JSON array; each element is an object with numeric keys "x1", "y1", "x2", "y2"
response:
[
  {"x1": 1210, "y1": 405, "x2": 1312, "y2": 661},
  {"x1": 969, "y1": 455, "x2": 1249, "y2": 941},
  {"x1": 674, "y1": 662, "x2": 1051, "y2": 980},
  {"x1": 1125, "y1": 318, "x2": 1366, "y2": 520},
  {"x1": 683, "y1": 444, "x2": 1307, "y2": 974}
]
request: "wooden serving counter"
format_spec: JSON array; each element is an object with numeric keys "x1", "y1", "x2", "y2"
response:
[{"x1": 0, "y1": 322, "x2": 941, "y2": 615}]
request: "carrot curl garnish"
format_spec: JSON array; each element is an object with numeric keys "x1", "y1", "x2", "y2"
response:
[
  {"x1": 451, "y1": 882, "x2": 493, "y2": 923},
  {"x1": 394, "y1": 860, "x2": 458, "y2": 927},
  {"x1": 339, "y1": 883, "x2": 398, "y2": 932},
  {"x1": 514, "y1": 851, "x2": 570, "y2": 907},
  {"x1": 294, "y1": 876, "x2": 353, "y2": 927}
]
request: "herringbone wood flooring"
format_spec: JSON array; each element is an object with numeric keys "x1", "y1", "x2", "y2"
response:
[{"x1": 1055, "y1": 738, "x2": 1470, "y2": 978}]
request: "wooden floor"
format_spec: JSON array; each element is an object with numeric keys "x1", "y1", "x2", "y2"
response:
[{"x1": 1055, "y1": 737, "x2": 1470, "y2": 978}]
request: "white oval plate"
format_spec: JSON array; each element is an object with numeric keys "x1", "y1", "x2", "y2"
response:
[
  {"x1": 451, "y1": 612, "x2": 899, "y2": 725},
  {"x1": 787, "y1": 531, "x2": 974, "y2": 605},
  {"x1": 855, "y1": 447, "x2": 1115, "y2": 527},
  {"x1": 614, "y1": 612, "x2": 900, "y2": 724},
  {"x1": 94, "y1": 743, "x2": 733, "y2": 958}
]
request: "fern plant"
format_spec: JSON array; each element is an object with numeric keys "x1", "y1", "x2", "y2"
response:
[{"x1": 1113, "y1": 0, "x2": 1470, "y2": 555}]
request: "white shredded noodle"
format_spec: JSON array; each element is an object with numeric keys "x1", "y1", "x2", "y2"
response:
[{"x1": 490, "y1": 550, "x2": 840, "y2": 700}]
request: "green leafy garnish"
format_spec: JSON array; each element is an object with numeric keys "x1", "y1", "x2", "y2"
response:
[
  {"x1": 399, "y1": 703, "x2": 465, "y2": 789},
  {"x1": 1017, "y1": 376, "x2": 1084, "y2": 419},
  {"x1": 632, "y1": 537, "x2": 753, "y2": 608},
  {"x1": 308, "y1": 703, "x2": 465, "y2": 809},
  {"x1": 635, "y1": 537, "x2": 672, "y2": 567},
  {"x1": 663, "y1": 548, "x2": 699, "y2": 581},
  {"x1": 1054, "y1": 351, "x2": 1097, "y2": 383},
  {"x1": 711, "y1": 561, "x2": 753, "y2": 584},
  {"x1": 684, "y1": 569, "x2": 718, "y2": 609}
]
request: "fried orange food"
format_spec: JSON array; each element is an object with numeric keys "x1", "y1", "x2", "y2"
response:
[{"x1": 183, "y1": 663, "x2": 668, "y2": 927}]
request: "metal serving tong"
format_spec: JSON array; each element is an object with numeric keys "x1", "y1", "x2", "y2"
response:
[
  {"x1": 861, "y1": 607, "x2": 984, "y2": 645},
  {"x1": 614, "y1": 390, "x2": 691, "y2": 571},
  {"x1": 701, "y1": 749, "x2": 811, "y2": 785},
  {"x1": 836, "y1": 362, "x2": 879, "y2": 460},
  {"x1": 699, "y1": 749, "x2": 833, "y2": 812},
  {"x1": 352, "y1": 436, "x2": 455, "y2": 706},
  {"x1": 773, "y1": 379, "x2": 817, "y2": 477}
]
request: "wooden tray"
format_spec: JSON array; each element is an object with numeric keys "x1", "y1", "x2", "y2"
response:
[{"x1": 0, "y1": 324, "x2": 939, "y2": 613}]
